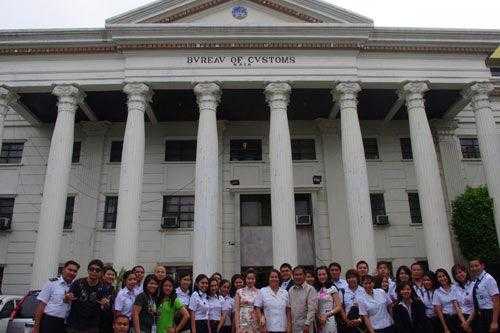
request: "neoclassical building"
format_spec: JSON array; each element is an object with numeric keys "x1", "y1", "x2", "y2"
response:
[{"x1": 0, "y1": 0, "x2": 499, "y2": 293}]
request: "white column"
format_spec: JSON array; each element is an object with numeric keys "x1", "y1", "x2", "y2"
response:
[
  {"x1": 113, "y1": 83, "x2": 152, "y2": 270},
  {"x1": 192, "y1": 82, "x2": 221, "y2": 277},
  {"x1": 0, "y1": 86, "x2": 17, "y2": 153},
  {"x1": 31, "y1": 85, "x2": 84, "y2": 289},
  {"x1": 334, "y1": 82, "x2": 376, "y2": 270},
  {"x1": 400, "y1": 81, "x2": 454, "y2": 270},
  {"x1": 463, "y1": 82, "x2": 500, "y2": 246},
  {"x1": 265, "y1": 82, "x2": 298, "y2": 268}
]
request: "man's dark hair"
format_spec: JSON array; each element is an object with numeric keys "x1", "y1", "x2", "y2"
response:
[
  {"x1": 293, "y1": 265, "x2": 305, "y2": 274},
  {"x1": 356, "y1": 260, "x2": 369, "y2": 269},
  {"x1": 132, "y1": 265, "x2": 145, "y2": 273},
  {"x1": 410, "y1": 262, "x2": 424, "y2": 270},
  {"x1": 376, "y1": 261, "x2": 391, "y2": 270},
  {"x1": 469, "y1": 258, "x2": 486, "y2": 265},
  {"x1": 280, "y1": 263, "x2": 292, "y2": 270},
  {"x1": 114, "y1": 314, "x2": 130, "y2": 323},
  {"x1": 103, "y1": 265, "x2": 116, "y2": 275},
  {"x1": 88, "y1": 259, "x2": 104, "y2": 271},
  {"x1": 329, "y1": 262, "x2": 342, "y2": 271},
  {"x1": 64, "y1": 260, "x2": 80, "y2": 270},
  {"x1": 345, "y1": 269, "x2": 359, "y2": 280}
]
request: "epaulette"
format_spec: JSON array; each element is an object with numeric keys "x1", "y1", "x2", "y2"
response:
[{"x1": 49, "y1": 277, "x2": 58, "y2": 282}]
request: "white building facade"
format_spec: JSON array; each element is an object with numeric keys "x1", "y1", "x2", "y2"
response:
[{"x1": 0, "y1": 0, "x2": 499, "y2": 294}]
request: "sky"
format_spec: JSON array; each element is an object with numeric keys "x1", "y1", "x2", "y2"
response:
[{"x1": 0, "y1": 0, "x2": 499, "y2": 30}]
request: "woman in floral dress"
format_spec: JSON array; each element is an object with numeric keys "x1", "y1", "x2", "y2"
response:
[{"x1": 234, "y1": 269, "x2": 259, "y2": 333}]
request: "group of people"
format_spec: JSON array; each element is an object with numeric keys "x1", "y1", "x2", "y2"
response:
[{"x1": 32, "y1": 257, "x2": 499, "y2": 333}]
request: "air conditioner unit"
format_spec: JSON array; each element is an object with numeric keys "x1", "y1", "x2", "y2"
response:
[
  {"x1": 162, "y1": 216, "x2": 179, "y2": 229},
  {"x1": 295, "y1": 215, "x2": 312, "y2": 226},
  {"x1": 375, "y1": 215, "x2": 389, "y2": 226},
  {"x1": 0, "y1": 217, "x2": 11, "y2": 230}
]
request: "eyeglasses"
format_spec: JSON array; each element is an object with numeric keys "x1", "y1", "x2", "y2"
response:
[{"x1": 89, "y1": 267, "x2": 102, "y2": 273}]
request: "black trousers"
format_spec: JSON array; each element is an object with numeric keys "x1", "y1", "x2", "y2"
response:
[
  {"x1": 374, "y1": 326, "x2": 395, "y2": 333},
  {"x1": 473, "y1": 309, "x2": 494, "y2": 333},
  {"x1": 220, "y1": 326, "x2": 232, "y2": 333},
  {"x1": 195, "y1": 320, "x2": 210, "y2": 333},
  {"x1": 40, "y1": 314, "x2": 66, "y2": 333},
  {"x1": 209, "y1": 320, "x2": 220, "y2": 333}
]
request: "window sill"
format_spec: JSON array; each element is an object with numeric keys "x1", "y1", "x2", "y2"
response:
[
  {"x1": 106, "y1": 162, "x2": 122, "y2": 166},
  {"x1": 71, "y1": 163, "x2": 82, "y2": 167},
  {"x1": 0, "y1": 229, "x2": 12, "y2": 235},
  {"x1": 292, "y1": 159, "x2": 319, "y2": 163},
  {"x1": 159, "y1": 228, "x2": 193, "y2": 233},
  {"x1": 366, "y1": 159, "x2": 383, "y2": 162},
  {"x1": 462, "y1": 158, "x2": 481, "y2": 162},
  {"x1": 410, "y1": 223, "x2": 423, "y2": 228},
  {"x1": 162, "y1": 161, "x2": 196, "y2": 165},
  {"x1": 228, "y1": 160, "x2": 266, "y2": 164},
  {"x1": 0, "y1": 163, "x2": 22, "y2": 168},
  {"x1": 97, "y1": 228, "x2": 116, "y2": 232},
  {"x1": 62, "y1": 229, "x2": 74, "y2": 233},
  {"x1": 401, "y1": 159, "x2": 413, "y2": 162}
]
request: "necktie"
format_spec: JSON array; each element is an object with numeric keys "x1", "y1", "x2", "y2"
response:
[{"x1": 472, "y1": 275, "x2": 483, "y2": 312}]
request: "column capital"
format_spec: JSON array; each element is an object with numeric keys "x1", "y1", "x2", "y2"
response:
[
  {"x1": 333, "y1": 81, "x2": 361, "y2": 98},
  {"x1": 0, "y1": 86, "x2": 19, "y2": 112},
  {"x1": 194, "y1": 82, "x2": 221, "y2": 115},
  {"x1": 315, "y1": 118, "x2": 339, "y2": 136},
  {"x1": 462, "y1": 81, "x2": 494, "y2": 100},
  {"x1": 52, "y1": 85, "x2": 85, "y2": 105},
  {"x1": 123, "y1": 83, "x2": 153, "y2": 103},
  {"x1": 79, "y1": 121, "x2": 111, "y2": 137},
  {"x1": 264, "y1": 82, "x2": 291, "y2": 107},
  {"x1": 399, "y1": 81, "x2": 429, "y2": 98}
]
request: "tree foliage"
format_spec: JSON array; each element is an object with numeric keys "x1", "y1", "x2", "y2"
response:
[{"x1": 451, "y1": 186, "x2": 500, "y2": 263}]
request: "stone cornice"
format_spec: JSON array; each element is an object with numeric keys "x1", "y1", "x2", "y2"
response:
[{"x1": 0, "y1": 25, "x2": 498, "y2": 56}]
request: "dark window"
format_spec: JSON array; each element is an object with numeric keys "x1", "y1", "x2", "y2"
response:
[
  {"x1": 295, "y1": 193, "x2": 313, "y2": 226},
  {"x1": 103, "y1": 196, "x2": 118, "y2": 229},
  {"x1": 291, "y1": 139, "x2": 316, "y2": 160},
  {"x1": 230, "y1": 140, "x2": 262, "y2": 161},
  {"x1": 363, "y1": 138, "x2": 379, "y2": 160},
  {"x1": 0, "y1": 266, "x2": 3, "y2": 295},
  {"x1": 408, "y1": 192, "x2": 422, "y2": 224},
  {"x1": 400, "y1": 138, "x2": 413, "y2": 160},
  {"x1": 15, "y1": 291, "x2": 39, "y2": 319},
  {"x1": 240, "y1": 194, "x2": 312, "y2": 226},
  {"x1": 109, "y1": 141, "x2": 123, "y2": 163},
  {"x1": 370, "y1": 193, "x2": 387, "y2": 224},
  {"x1": 165, "y1": 140, "x2": 196, "y2": 162},
  {"x1": 0, "y1": 142, "x2": 24, "y2": 164},
  {"x1": 72, "y1": 142, "x2": 81, "y2": 163},
  {"x1": 0, "y1": 198, "x2": 14, "y2": 230},
  {"x1": 162, "y1": 196, "x2": 194, "y2": 229},
  {"x1": 460, "y1": 137, "x2": 481, "y2": 159},
  {"x1": 241, "y1": 194, "x2": 271, "y2": 226},
  {"x1": 63, "y1": 197, "x2": 75, "y2": 230}
]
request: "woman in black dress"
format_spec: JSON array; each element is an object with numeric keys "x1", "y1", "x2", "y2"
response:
[{"x1": 393, "y1": 281, "x2": 432, "y2": 333}]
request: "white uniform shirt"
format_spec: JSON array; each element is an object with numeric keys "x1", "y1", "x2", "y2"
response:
[
  {"x1": 176, "y1": 287, "x2": 191, "y2": 307},
  {"x1": 281, "y1": 279, "x2": 293, "y2": 290},
  {"x1": 221, "y1": 295, "x2": 234, "y2": 326},
  {"x1": 473, "y1": 271, "x2": 499, "y2": 310},
  {"x1": 133, "y1": 283, "x2": 143, "y2": 297},
  {"x1": 37, "y1": 277, "x2": 73, "y2": 319},
  {"x1": 114, "y1": 287, "x2": 137, "y2": 319},
  {"x1": 207, "y1": 295, "x2": 223, "y2": 321},
  {"x1": 358, "y1": 289, "x2": 393, "y2": 330},
  {"x1": 432, "y1": 287, "x2": 457, "y2": 315},
  {"x1": 254, "y1": 286, "x2": 290, "y2": 332},
  {"x1": 452, "y1": 282, "x2": 474, "y2": 315},
  {"x1": 332, "y1": 278, "x2": 349, "y2": 294},
  {"x1": 189, "y1": 291, "x2": 210, "y2": 320},
  {"x1": 388, "y1": 279, "x2": 397, "y2": 301},
  {"x1": 421, "y1": 290, "x2": 435, "y2": 318},
  {"x1": 413, "y1": 283, "x2": 426, "y2": 301},
  {"x1": 343, "y1": 286, "x2": 365, "y2": 314}
]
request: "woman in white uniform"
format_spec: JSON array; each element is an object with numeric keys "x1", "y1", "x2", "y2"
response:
[
  {"x1": 451, "y1": 264, "x2": 475, "y2": 333},
  {"x1": 358, "y1": 274, "x2": 394, "y2": 333}
]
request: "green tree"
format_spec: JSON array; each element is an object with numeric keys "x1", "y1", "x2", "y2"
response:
[{"x1": 451, "y1": 186, "x2": 500, "y2": 263}]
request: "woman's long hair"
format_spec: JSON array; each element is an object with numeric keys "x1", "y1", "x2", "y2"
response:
[
  {"x1": 451, "y1": 264, "x2": 470, "y2": 289},
  {"x1": 314, "y1": 266, "x2": 333, "y2": 291},
  {"x1": 230, "y1": 274, "x2": 244, "y2": 297},
  {"x1": 396, "y1": 281, "x2": 419, "y2": 303},
  {"x1": 121, "y1": 270, "x2": 134, "y2": 289},
  {"x1": 395, "y1": 265, "x2": 413, "y2": 285},
  {"x1": 158, "y1": 276, "x2": 177, "y2": 307},
  {"x1": 176, "y1": 270, "x2": 193, "y2": 295},
  {"x1": 207, "y1": 277, "x2": 220, "y2": 298},
  {"x1": 143, "y1": 274, "x2": 159, "y2": 297},
  {"x1": 435, "y1": 268, "x2": 452, "y2": 288},
  {"x1": 193, "y1": 274, "x2": 209, "y2": 297}
]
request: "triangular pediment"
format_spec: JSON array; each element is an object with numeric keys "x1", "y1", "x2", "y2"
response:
[{"x1": 106, "y1": 0, "x2": 373, "y2": 25}]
